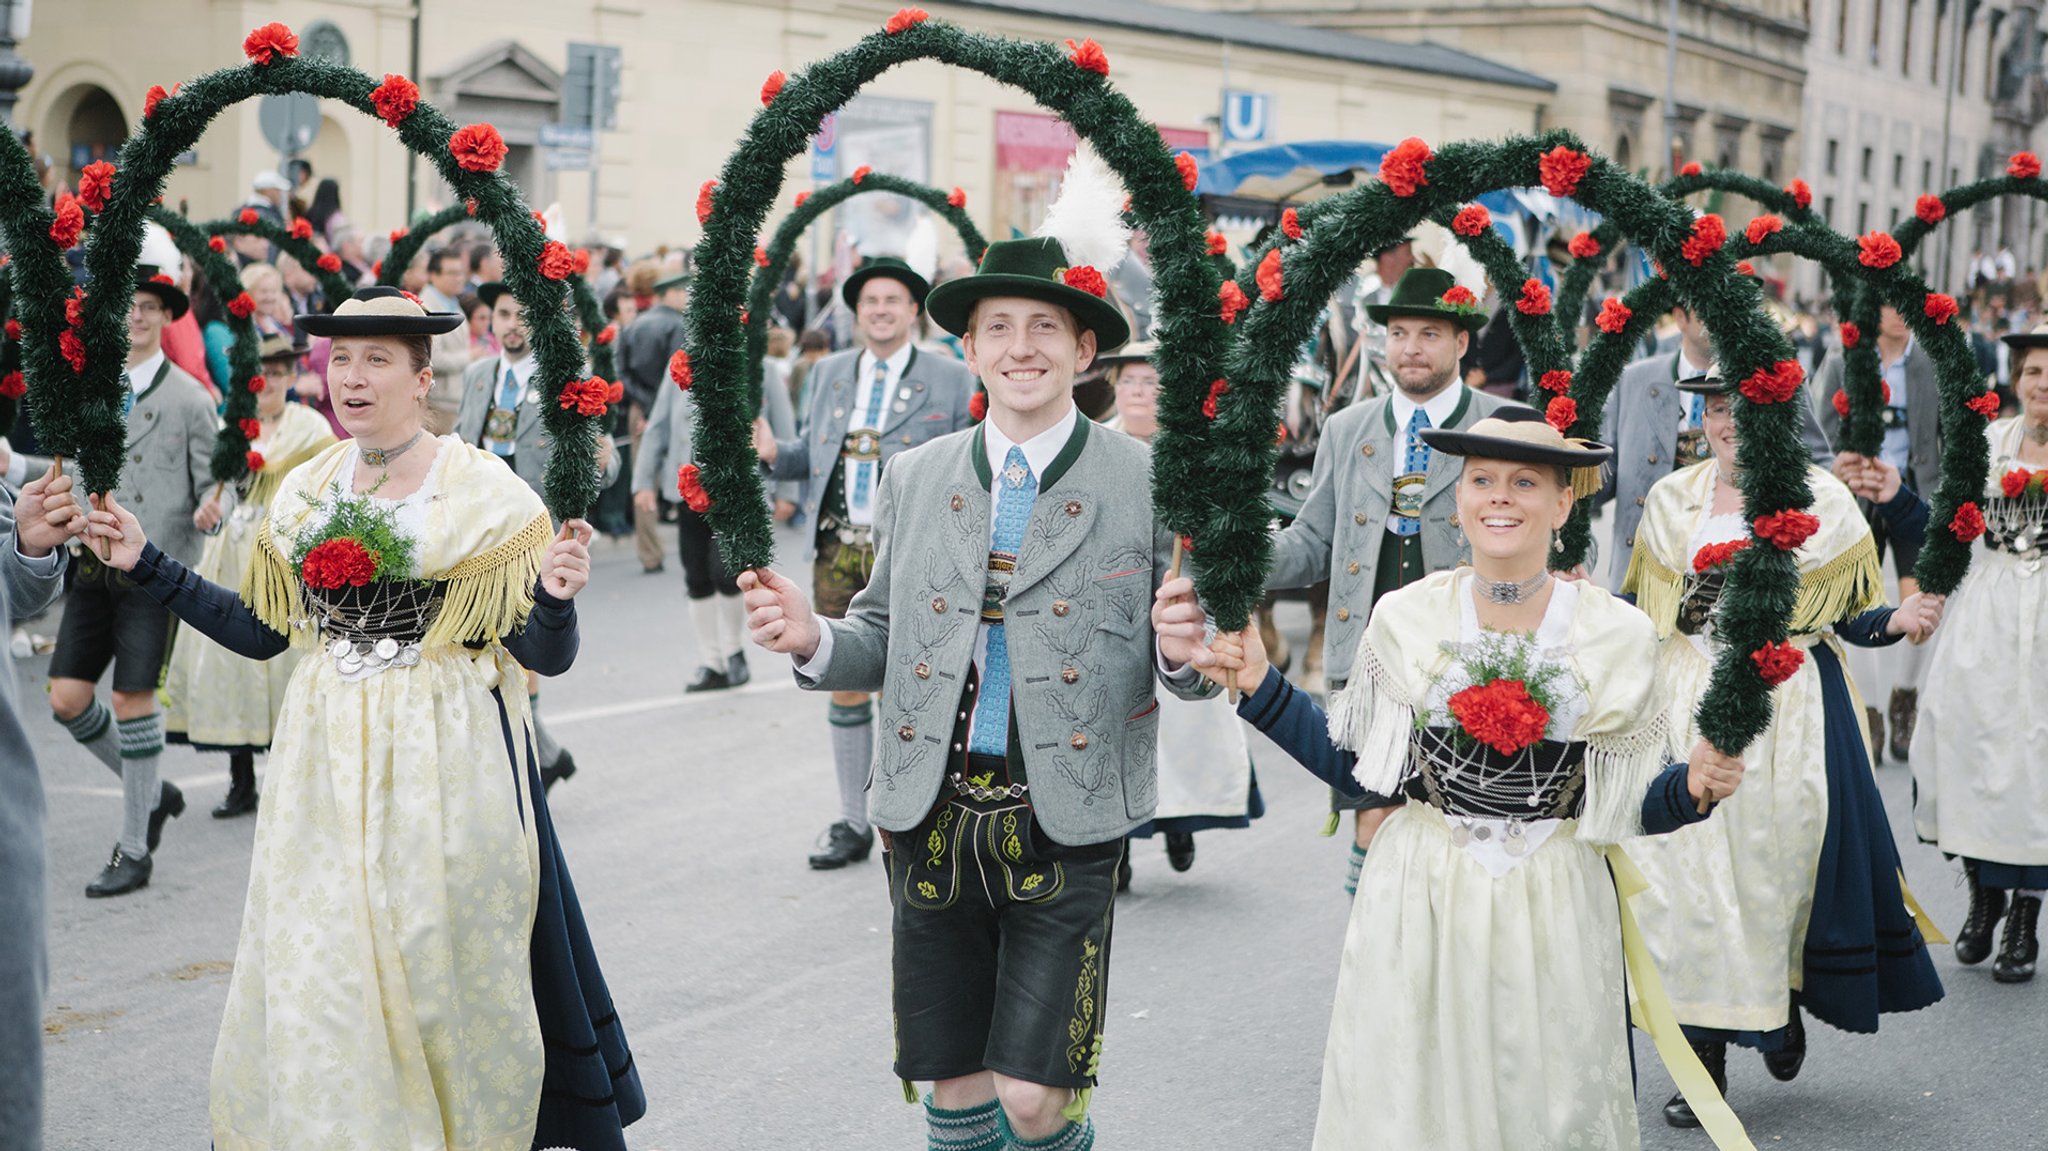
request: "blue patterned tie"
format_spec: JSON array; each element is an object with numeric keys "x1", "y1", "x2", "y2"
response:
[
  {"x1": 1392, "y1": 406, "x2": 1431, "y2": 537},
  {"x1": 1688, "y1": 392, "x2": 1705, "y2": 428},
  {"x1": 971, "y1": 445, "x2": 1037, "y2": 756},
  {"x1": 490, "y1": 365, "x2": 520, "y2": 457},
  {"x1": 848, "y1": 358, "x2": 890, "y2": 519}
]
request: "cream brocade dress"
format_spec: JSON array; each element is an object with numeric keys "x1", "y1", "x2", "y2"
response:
[
  {"x1": 210, "y1": 437, "x2": 557, "y2": 1151},
  {"x1": 163, "y1": 402, "x2": 335, "y2": 749}
]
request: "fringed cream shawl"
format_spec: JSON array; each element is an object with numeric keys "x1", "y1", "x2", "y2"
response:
[{"x1": 1326, "y1": 568, "x2": 1678, "y2": 844}]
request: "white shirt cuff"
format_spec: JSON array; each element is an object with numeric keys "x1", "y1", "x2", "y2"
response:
[
  {"x1": 13, "y1": 539, "x2": 63, "y2": 575},
  {"x1": 794, "y1": 622, "x2": 835, "y2": 680},
  {"x1": 1155, "y1": 637, "x2": 1201, "y2": 686},
  {"x1": 2, "y1": 445, "x2": 26, "y2": 489}
]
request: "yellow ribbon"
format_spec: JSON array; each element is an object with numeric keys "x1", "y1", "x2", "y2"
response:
[
  {"x1": 1897, "y1": 869, "x2": 1951, "y2": 946},
  {"x1": 1605, "y1": 845, "x2": 1758, "y2": 1151}
]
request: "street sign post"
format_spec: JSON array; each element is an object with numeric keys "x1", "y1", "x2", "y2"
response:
[
  {"x1": 1221, "y1": 90, "x2": 1271, "y2": 145},
  {"x1": 810, "y1": 111, "x2": 839, "y2": 183}
]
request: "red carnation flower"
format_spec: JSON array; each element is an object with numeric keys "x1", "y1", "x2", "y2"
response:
[
  {"x1": 1858, "y1": 231, "x2": 1903, "y2": 269},
  {"x1": 1744, "y1": 214, "x2": 1784, "y2": 246},
  {"x1": 371, "y1": 260, "x2": 382, "y2": 277},
  {"x1": 597, "y1": 323, "x2": 618, "y2": 345},
  {"x1": 2001, "y1": 468, "x2": 2033, "y2": 498},
  {"x1": 143, "y1": 84, "x2": 170, "y2": 120},
  {"x1": 669, "y1": 348, "x2": 692, "y2": 390},
  {"x1": 1839, "y1": 321, "x2": 1860, "y2": 349},
  {"x1": 1785, "y1": 178, "x2": 1813, "y2": 209},
  {"x1": 948, "y1": 186, "x2": 966, "y2": 209},
  {"x1": 58, "y1": 329, "x2": 85, "y2": 373},
  {"x1": 1545, "y1": 395, "x2": 1578, "y2": 432},
  {"x1": 1516, "y1": 279, "x2": 1552, "y2": 316},
  {"x1": 1448, "y1": 679, "x2": 1551, "y2": 756},
  {"x1": 1441, "y1": 285, "x2": 1478, "y2": 308},
  {"x1": 1967, "y1": 390, "x2": 2002, "y2": 417},
  {"x1": 2011, "y1": 151, "x2": 2043, "y2": 179},
  {"x1": 243, "y1": 22, "x2": 299, "y2": 65},
  {"x1": 1256, "y1": 248, "x2": 1285, "y2": 302},
  {"x1": 676, "y1": 463, "x2": 713, "y2": 513},
  {"x1": 1378, "y1": 137, "x2": 1431, "y2": 198},
  {"x1": 208, "y1": 235, "x2": 227, "y2": 254},
  {"x1": 1680, "y1": 161, "x2": 1703, "y2": 176},
  {"x1": 65, "y1": 288, "x2": 86, "y2": 327},
  {"x1": 238, "y1": 417, "x2": 262, "y2": 440},
  {"x1": 697, "y1": 180, "x2": 717, "y2": 225},
  {"x1": 1202, "y1": 378, "x2": 1230, "y2": 420},
  {"x1": 1452, "y1": 204, "x2": 1491, "y2": 237},
  {"x1": 1539, "y1": 369, "x2": 1573, "y2": 395},
  {"x1": 1691, "y1": 539, "x2": 1750, "y2": 572},
  {"x1": 1175, "y1": 151, "x2": 1199, "y2": 192},
  {"x1": 739, "y1": 309, "x2": 749, "y2": 325},
  {"x1": 1739, "y1": 358, "x2": 1805, "y2": 405},
  {"x1": 0, "y1": 372, "x2": 23, "y2": 399},
  {"x1": 1950, "y1": 501, "x2": 1987, "y2": 542},
  {"x1": 760, "y1": 70, "x2": 787, "y2": 106},
  {"x1": 969, "y1": 391, "x2": 988, "y2": 422},
  {"x1": 532, "y1": 210, "x2": 548, "y2": 227},
  {"x1": 449, "y1": 123, "x2": 508, "y2": 173},
  {"x1": 1205, "y1": 231, "x2": 1227, "y2": 256},
  {"x1": 49, "y1": 194, "x2": 84, "y2": 249},
  {"x1": 1567, "y1": 231, "x2": 1601, "y2": 259},
  {"x1": 464, "y1": 197, "x2": 478, "y2": 217},
  {"x1": 227, "y1": 291, "x2": 256, "y2": 319},
  {"x1": 884, "y1": 7, "x2": 929, "y2": 33},
  {"x1": 1219, "y1": 279, "x2": 1249, "y2": 323},
  {"x1": 537, "y1": 240, "x2": 576, "y2": 281},
  {"x1": 370, "y1": 74, "x2": 419, "y2": 127},
  {"x1": 1915, "y1": 194, "x2": 1946, "y2": 224},
  {"x1": 847, "y1": 165, "x2": 871, "y2": 186},
  {"x1": 1281, "y1": 207, "x2": 1304, "y2": 241},
  {"x1": 238, "y1": 207, "x2": 263, "y2": 226},
  {"x1": 1681, "y1": 213, "x2": 1727, "y2": 267},
  {"x1": 388, "y1": 228, "x2": 407, "y2": 244},
  {"x1": 754, "y1": 246, "x2": 770, "y2": 267},
  {"x1": 573, "y1": 248, "x2": 592, "y2": 275},
  {"x1": 606, "y1": 380, "x2": 625, "y2": 405},
  {"x1": 1925, "y1": 292, "x2": 1959, "y2": 325},
  {"x1": 77, "y1": 161, "x2": 115, "y2": 213},
  {"x1": 1595, "y1": 297, "x2": 1632, "y2": 334},
  {"x1": 316, "y1": 253, "x2": 342, "y2": 274},
  {"x1": 1832, "y1": 389, "x2": 1851, "y2": 418},
  {"x1": 1751, "y1": 641, "x2": 1805, "y2": 686},
  {"x1": 246, "y1": 451, "x2": 265, "y2": 472},
  {"x1": 288, "y1": 217, "x2": 313, "y2": 240},
  {"x1": 1065, "y1": 38, "x2": 1109, "y2": 76},
  {"x1": 2, "y1": 319, "x2": 16, "y2": 341},
  {"x1": 1058, "y1": 265, "x2": 1108, "y2": 298},
  {"x1": 1753, "y1": 509, "x2": 1819, "y2": 550},
  {"x1": 247, "y1": 375, "x2": 266, "y2": 394},
  {"x1": 1736, "y1": 260, "x2": 1757, "y2": 276},
  {"x1": 559, "y1": 377, "x2": 612, "y2": 417},
  {"x1": 794, "y1": 191, "x2": 810, "y2": 208},
  {"x1": 301, "y1": 538, "x2": 378, "y2": 591},
  {"x1": 1538, "y1": 146, "x2": 1592, "y2": 197}
]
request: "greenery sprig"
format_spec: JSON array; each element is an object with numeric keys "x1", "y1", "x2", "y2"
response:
[
  {"x1": 144, "y1": 205, "x2": 265, "y2": 484},
  {"x1": 290, "y1": 479, "x2": 423, "y2": 583}
]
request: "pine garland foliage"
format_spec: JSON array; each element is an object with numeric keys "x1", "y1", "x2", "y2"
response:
[
  {"x1": 200, "y1": 213, "x2": 356, "y2": 307},
  {"x1": 144, "y1": 205, "x2": 266, "y2": 484},
  {"x1": 378, "y1": 202, "x2": 471, "y2": 287}
]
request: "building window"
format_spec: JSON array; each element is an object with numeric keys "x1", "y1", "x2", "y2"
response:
[
  {"x1": 1987, "y1": 11, "x2": 2004, "y2": 99},
  {"x1": 1613, "y1": 133, "x2": 1633, "y2": 171},
  {"x1": 1827, "y1": 138, "x2": 1841, "y2": 174},
  {"x1": 1858, "y1": 202, "x2": 1871, "y2": 233},
  {"x1": 1894, "y1": 152, "x2": 1906, "y2": 186},
  {"x1": 1871, "y1": 0, "x2": 1884, "y2": 66},
  {"x1": 1923, "y1": 158, "x2": 1933, "y2": 188},
  {"x1": 1861, "y1": 145, "x2": 1875, "y2": 181},
  {"x1": 1824, "y1": 194, "x2": 1838, "y2": 227},
  {"x1": 1839, "y1": 0, "x2": 1852, "y2": 53},
  {"x1": 1904, "y1": 0, "x2": 1917, "y2": 76}
]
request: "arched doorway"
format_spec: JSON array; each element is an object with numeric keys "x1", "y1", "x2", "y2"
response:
[{"x1": 36, "y1": 81, "x2": 127, "y2": 193}]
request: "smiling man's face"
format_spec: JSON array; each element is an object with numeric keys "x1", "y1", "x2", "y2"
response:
[{"x1": 962, "y1": 296, "x2": 1097, "y2": 426}]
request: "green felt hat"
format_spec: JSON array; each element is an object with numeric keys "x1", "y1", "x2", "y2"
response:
[
  {"x1": 134, "y1": 265, "x2": 190, "y2": 322},
  {"x1": 840, "y1": 256, "x2": 930, "y2": 311},
  {"x1": 924, "y1": 237, "x2": 1130, "y2": 352},
  {"x1": 1363, "y1": 266, "x2": 1487, "y2": 333}
]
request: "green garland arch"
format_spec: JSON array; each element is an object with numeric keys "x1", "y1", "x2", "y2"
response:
[
  {"x1": 688, "y1": 10, "x2": 1224, "y2": 583},
  {"x1": 0, "y1": 131, "x2": 106, "y2": 464},
  {"x1": 377, "y1": 202, "x2": 471, "y2": 286},
  {"x1": 0, "y1": 274, "x2": 21, "y2": 438},
  {"x1": 198, "y1": 212, "x2": 357, "y2": 310},
  {"x1": 144, "y1": 205, "x2": 268, "y2": 483},
  {"x1": 61, "y1": 28, "x2": 603, "y2": 515},
  {"x1": 745, "y1": 171, "x2": 988, "y2": 409}
]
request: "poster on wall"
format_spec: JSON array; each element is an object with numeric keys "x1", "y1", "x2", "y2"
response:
[
  {"x1": 992, "y1": 110, "x2": 1209, "y2": 237},
  {"x1": 833, "y1": 94, "x2": 936, "y2": 273}
]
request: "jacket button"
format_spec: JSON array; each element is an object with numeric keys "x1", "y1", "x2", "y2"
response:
[
  {"x1": 1061, "y1": 667, "x2": 1079, "y2": 684},
  {"x1": 1650, "y1": 387, "x2": 1660, "y2": 396},
  {"x1": 901, "y1": 435, "x2": 911, "y2": 444},
  {"x1": 914, "y1": 662, "x2": 931, "y2": 679},
  {"x1": 1448, "y1": 513, "x2": 1460, "y2": 528},
  {"x1": 1625, "y1": 535, "x2": 1635, "y2": 547},
  {"x1": 1354, "y1": 512, "x2": 1368, "y2": 525},
  {"x1": 898, "y1": 724, "x2": 916, "y2": 742},
  {"x1": 1065, "y1": 500, "x2": 1082, "y2": 517},
  {"x1": 1336, "y1": 608, "x2": 1351, "y2": 622},
  {"x1": 1069, "y1": 731, "x2": 1089, "y2": 750},
  {"x1": 131, "y1": 454, "x2": 143, "y2": 463},
  {"x1": 1634, "y1": 496, "x2": 1645, "y2": 507},
  {"x1": 1052, "y1": 600, "x2": 1070, "y2": 617},
  {"x1": 1647, "y1": 454, "x2": 1659, "y2": 464},
  {"x1": 932, "y1": 597, "x2": 947, "y2": 613},
  {"x1": 1346, "y1": 561, "x2": 1360, "y2": 575},
  {"x1": 1361, "y1": 443, "x2": 1375, "y2": 457},
  {"x1": 950, "y1": 494, "x2": 965, "y2": 511}
]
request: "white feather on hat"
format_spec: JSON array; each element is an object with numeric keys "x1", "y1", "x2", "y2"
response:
[
  {"x1": 139, "y1": 221, "x2": 183, "y2": 280},
  {"x1": 1035, "y1": 141, "x2": 1129, "y2": 274}
]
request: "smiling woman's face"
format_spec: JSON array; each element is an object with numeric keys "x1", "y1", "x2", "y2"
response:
[
  {"x1": 1455, "y1": 457, "x2": 1572, "y2": 569},
  {"x1": 326, "y1": 335, "x2": 430, "y2": 445}
]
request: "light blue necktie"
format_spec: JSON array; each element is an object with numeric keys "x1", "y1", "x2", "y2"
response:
[
  {"x1": 489, "y1": 365, "x2": 520, "y2": 457},
  {"x1": 970, "y1": 445, "x2": 1037, "y2": 756},
  {"x1": 1392, "y1": 407, "x2": 1431, "y2": 537},
  {"x1": 1688, "y1": 392, "x2": 1705, "y2": 428},
  {"x1": 848, "y1": 358, "x2": 890, "y2": 518}
]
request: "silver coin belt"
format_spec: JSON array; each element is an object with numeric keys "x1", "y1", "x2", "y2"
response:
[
  {"x1": 1407, "y1": 730, "x2": 1586, "y2": 857},
  {"x1": 949, "y1": 772, "x2": 1029, "y2": 802},
  {"x1": 1984, "y1": 496, "x2": 2047, "y2": 576},
  {"x1": 298, "y1": 580, "x2": 443, "y2": 679}
]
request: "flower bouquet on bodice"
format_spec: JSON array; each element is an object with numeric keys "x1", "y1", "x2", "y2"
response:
[{"x1": 289, "y1": 486, "x2": 441, "y2": 675}]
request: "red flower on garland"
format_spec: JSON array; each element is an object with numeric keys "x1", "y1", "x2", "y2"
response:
[
  {"x1": 1736, "y1": 260, "x2": 1756, "y2": 276},
  {"x1": 61, "y1": 299, "x2": 83, "y2": 329},
  {"x1": 143, "y1": 84, "x2": 171, "y2": 120},
  {"x1": 531, "y1": 209, "x2": 549, "y2": 227},
  {"x1": 1857, "y1": 231, "x2": 1903, "y2": 269},
  {"x1": 1202, "y1": 378, "x2": 1230, "y2": 420},
  {"x1": 0, "y1": 372, "x2": 23, "y2": 399},
  {"x1": 968, "y1": 391, "x2": 988, "y2": 422},
  {"x1": 388, "y1": 228, "x2": 407, "y2": 244},
  {"x1": 1538, "y1": 146, "x2": 1592, "y2": 197},
  {"x1": 1754, "y1": 509, "x2": 1819, "y2": 550},
  {"x1": 449, "y1": 123, "x2": 508, "y2": 173},
  {"x1": 1516, "y1": 279, "x2": 1552, "y2": 316},
  {"x1": 606, "y1": 380, "x2": 625, "y2": 405},
  {"x1": 1256, "y1": 249, "x2": 1285, "y2": 302},
  {"x1": 2001, "y1": 468, "x2": 2034, "y2": 498},
  {"x1": 1951, "y1": 501, "x2": 1987, "y2": 541},
  {"x1": 2011, "y1": 151, "x2": 2043, "y2": 179},
  {"x1": 1175, "y1": 151, "x2": 1199, "y2": 192},
  {"x1": 289, "y1": 217, "x2": 313, "y2": 240},
  {"x1": 247, "y1": 375, "x2": 265, "y2": 394},
  {"x1": 1925, "y1": 292, "x2": 1959, "y2": 325},
  {"x1": 1740, "y1": 359, "x2": 1805, "y2": 404},
  {"x1": 246, "y1": 451, "x2": 265, "y2": 472},
  {"x1": 78, "y1": 161, "x2": 115, "y2": 213},
  {"x1": 558, "y1": 377, "x2": 612, "y2": 417},
  {"x1": 49, "y1": 194, "x2": 83, "y2": 249},
  {"x1": 1692, "y1": 539, "x2": 1750, "y2": 572},
  {"x1": 1915, "y1": 194, "x2": 1946, "y2": 224},
  {"x1": 760, "y1": 70, "x2": 787, "y2": 106},
  {"x1": 668, "y1": 349, "x2": 692, "y2": 390},
  {"x1": 1785, "y1": 178, "x2": 1813, "y2": 209},
  {"x1": 1839, "y1": 321, "x2": 1860, "y2": 349},
  {"x1": 1595, "y1": 296, "x2": 1632, "y2": 334},
  {"x1": 1681, "y1": 213, "x2": 1727, "y2": 267},
  {"x1": 0, "y1": 319, "x2": 15, "y2": 343},
  {"x1": 1567, "y1": 231, "x2": 1601, "y2": 259},
  {"x1": 241, "y1": 207, "x2": 267, "y2": 226},
  {"x1": 227, "y1": 292, "x2": 257, "y2": 319},
  {"x1": 884, "y1": 7, "x2": 929, "y2": 33},
  {"x1": 208, "y1": 235, "x2": 227, "y2": 254},
  {"x1": 1966, "y1": 391, "x2": 2002, "y2": 417},
  {"x1": 1441, "y1": 285, "x2": 1479, "y2": 309},
  {"x1": 1751, "y1": 642, "x2": 1805, "y2": 686},
  {"x1": 1205, "y1": 230, "x2": 1227, "y2": 255},
  {"x1": 242, "y1": 22, "x2": 299, "y2": 65},
  {"x1": 1831, "y1": 390, "x2": 1851, "y2": 418},
  {"x1": 238, "y1": 417, "x2": 262, "y2": 440},
  {"x1": 848, "y1": 165, "x2": 872, "y2": 186},
  {"x1": 1452, "y1": 204, "x2": 1491, "y2": 237},
  {"x1": 1065, "y1": 38, "x2": 1109, "y2": 76},
  {"x1": 58, "y1": 330, "x2": 85, "y2": 373},
  {"x1": 597, "y1": 322, "x2": 618, "y2": 345},
  {"x1": 1539, "y1": 369, "x2": 1573, "y2": 395},
  {"x1": 1218, "y1": 279, "x2": 1249, "y2": 323},
  {"x1": 751, "y1": 246, "x2": 770, "y2": 269},
  {"x1": 1448, "y1": 679, "x2": 1551, "y2": 756},
  {"x1": 537, "y1": 240, "x2": 576, "y2": 281},
  {"x1": 370, "y1": 74, "x2": 419, "y2": 127},
  {"x1": 1059, "y1": 265, "x2": 1108, "y2": 297},
  {"x1": 1378, "y1": 138, "x2": 1431, "y2": 197},
  {"x1": 793, "y1": 191, "x2": 810, "y2": 209},
  {"x1": 1744, "y1": 214, "x2": 1783, "y2": 246},
  {"x1": 676, "y1": 464, "x2": 713, "y2": 513},
  {"x1": 1281, "y1": 207, "x2": 1304, "y2": 241},
  {"x1": 571, "y1": 247, "x2": 592, "y2": 275},
  {"x1": 697, "y1": 180, "x2": 717, "y2": 225},
  {"x1": 1545, "y1": 395, "x2": 1578, "y2": 432},
  {"x1": 316, "y1": 252, "x2": 343, "y2": 274},
  {"x1": 301, "y1": 538, "x2": 378, "y2": 590},
  {"x1": 1680, "y1": 161, "x2": 1704, "y2": 176}
]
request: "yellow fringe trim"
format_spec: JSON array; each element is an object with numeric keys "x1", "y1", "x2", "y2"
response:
[
  {"x1": 420, "y1": 511, "x2": 554, "y2": 649},
  {"x1": 1897, "y1": 870, "x2": 1951, "y2": 946},
  {"x1": 1622, "y1": 539, "x2": 1685, "y2": 640},
  {"x1": 1579, "y1": 715, "x2": 1677, "y2": 844},
  {"x1": 1787, "y1": 533, "x2": 1885, "y2": 636},
  {"x1": 240, "y1": 520, "x2": 309, "y2": 647}
]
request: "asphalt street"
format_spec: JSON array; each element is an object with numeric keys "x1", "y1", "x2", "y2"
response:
[{"x1": 26, "y1": 515, "x2": 2048, "y2": 1150}]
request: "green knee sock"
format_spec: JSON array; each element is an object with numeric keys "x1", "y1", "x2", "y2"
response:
[
  {"x1": 998, "y1": 1110, "x2": 1094, "y2": 1151},
  {"x1": 924, "y1": 1094, "x2": 1002, "y2": 1151},
  {"x1": 1344, "y1": 843, "x2": 1367, "y2": 897}
]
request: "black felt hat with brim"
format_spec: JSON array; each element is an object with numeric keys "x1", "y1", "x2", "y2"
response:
[
  {"x1": 2002, "y1": 321, "x2": 2048, "y2": 351},
  {"x1": 840, "y1": 256, "x2": 931, "y2": 311},
  {"x1": 1675, "y1": 363, "x2": 1733, "y2": 395},
  {"x1": 1420, "y1": 406, "x2": 1613, "y2": 498},
  {"x1": 1364, "y1": 266, "x2": 1487, "y2": 333},
  {"x1": 297, "y1": 286, "x2": 461, "y2": 337},
  {"x1": 133, "y1": 265, "x2": 190, "y2": 322},
  {"x1": 257, "y1": 332, "x2": 307, "y2": 362},
  {"x1": 475, "y1": 280, "x2": 512, "y2": 310},
  {"x1": 925, "y1": 237, "x2": 1130, "y2": 352}
]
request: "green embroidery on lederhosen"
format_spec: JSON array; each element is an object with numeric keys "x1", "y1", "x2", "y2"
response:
[
  {"x1": 1065, "y1": 938, "x2": 1102, "y2": 1074},
  {"x1": 904, "y1": 807, "x2": 963, "y2": 910},
  {"x1": 1001, "y1": 810, "x2": 1024, "y2": 862}
]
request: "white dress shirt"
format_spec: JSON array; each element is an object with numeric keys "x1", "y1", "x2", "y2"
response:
[
  {"x1": 481, "y1": 351, "x2": 540, "y2": 455},
  {"x1": 1384, "y1": 383, "x2": 1468, "y2": 533}
]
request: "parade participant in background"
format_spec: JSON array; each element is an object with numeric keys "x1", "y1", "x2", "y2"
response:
[
  {"x1": 1623, "y1": 366, "x2": 1946, "y2": 1127},
  {"x1": 1098, "y1": 339, "x2": 1262, "y2": 881},
  {"x1": 745, "y1": 167, "x2": 1217, "y2": 1147},
  {"x1": 1161, "y1": 409, "x2": 1747, "y2": 1150},
  {"x1": 82, "y1": 286, "x2": 643, "y2": 1150},
  {"x1": 163, "y1": 334, "x2": 336, "y2": 817},
  {"x1": 1264, "y1": 266, "x2": 1509, "y2": 894},
  {"x1": 455, "y1": 280, "x2": 619, "y2": 790},
  {"x1": 418, "y1": 247, "x2": 473, "y2": 434},
  {"x1": 46, "y1": 267, "x2": 218, "y2": 898},
  {"x1": 617, "y1": 265, "x2": 692, "y2": 575},
  {"x1": 1910, "y1": 322, "x2": 2048, "y2": 984},
  {"x1": 754, "y1": 254, "x2": 976, "y2": 871}
]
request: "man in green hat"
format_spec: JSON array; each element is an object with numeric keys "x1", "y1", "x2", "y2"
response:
[
  {"x1": 1267, "y1": 265, "x2": 1512, "y2": 894},
  {"x1": 617, "y1": 260, "x2": 694, "y2": 575},
  {"x1": 743, "y1": 230, "x2": 1214, "y2": 1150},
  {"x1": 753, "y1": 255, "x2": 975, "y2": 870}
]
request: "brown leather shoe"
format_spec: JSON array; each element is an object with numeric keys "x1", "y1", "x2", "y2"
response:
[{"x1": 1887, "y1": 687, "x2": 1917, "y2": 762}]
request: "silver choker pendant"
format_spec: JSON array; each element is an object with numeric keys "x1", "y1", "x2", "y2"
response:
[
  {"x1": 1474, "y1": 570, "x2": 1551, "y2": 605},
  {"x1": 360, "y1": 430, "x2": 425, "y2": 469}
]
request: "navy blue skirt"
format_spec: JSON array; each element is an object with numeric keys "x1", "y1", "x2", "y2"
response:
[
  {"x1": 1975, "y1": 860, "x2": 2048, "y2": 889},
  {"x1": 1128, "y1": 765, "x2": 1266, "y2": 838}
]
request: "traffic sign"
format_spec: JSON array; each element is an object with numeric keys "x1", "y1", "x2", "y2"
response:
[
  {"x1": 810, "y1": 111, "x2": 838, "y2": 183},
  {"x1": 258, "y1": 92, "x2": 320, "y2": 155},
  {"x1": 540, "y1": 123, "x2": 595, "y2": 150},
  {"x1": 544, "y1": 149, "x2": 594, "y2": 172},
  {"x1": 1221, "y1": 90, "x2": 1271, "y2": 145}
]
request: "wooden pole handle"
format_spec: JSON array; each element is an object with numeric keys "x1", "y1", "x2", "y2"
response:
[{"x1": 1695, "y1": 785, "x2": 1713, "y2": 816}]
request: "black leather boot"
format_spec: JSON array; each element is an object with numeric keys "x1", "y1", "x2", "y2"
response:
[
  {"x1": 685, "y1": 664, "x2": 731, "y2": 693},
  {"x1": 807, "y1": 821, "x2": 874, "y2": 870},
  {"x1": 1956, "y1": 860, "x2": 2007, "y2": 966},
  {"x1": 147, "y1": 781, "x2": 184, "y2": 852},
  {"x1": 1164, "y1": 832, "x2": 1196, "y2": 872},
  {"x1": 1887, "y1": 686, "x2": 1917, "y2": 763},
  {"x1": 725, "y1": 650, "x2": 751, "y2": 687},
  {"x1": 213, "y1": 753, "x2": 259, "y2": 818},
  {"x1": 1763, "y1": 1000, "x2": 1806, "y2": 1081},
  {"x1": 538, "y1": 750, "x2": 577, "y2": 793},
  {"x1": 85, "y1": 845, "x2": 152, "y2": 898},
  {"x1": 1994, "y1": 894, "x2": 2040, "y2": 984},
  {"x1": 1663, "y1": 1038, "x2": 1728, "y2": 1128}
]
